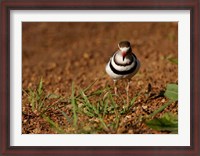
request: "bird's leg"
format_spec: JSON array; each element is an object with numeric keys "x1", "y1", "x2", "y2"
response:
[
  {"x1": 126, "y1": 79, "x2": 130, "y2": 105},
  {"x1": 114, "y1": 80, "x2": 117, "y2": 95}
]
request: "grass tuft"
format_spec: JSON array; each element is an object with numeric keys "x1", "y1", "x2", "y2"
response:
[{"x1": 25, "y1": 78, "x2": 178, "y2": 134}]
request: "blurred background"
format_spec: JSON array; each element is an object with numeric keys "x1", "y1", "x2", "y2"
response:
[{"x1": 22, "y1": 22, "x2": 178, "y2": 95}]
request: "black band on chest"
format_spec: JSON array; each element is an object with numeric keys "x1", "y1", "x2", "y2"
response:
[{"x1": 109, "y1": 60, "x2": 138, "y2": 75}]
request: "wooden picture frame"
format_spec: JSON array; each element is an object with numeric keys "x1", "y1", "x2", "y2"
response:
[{"x1": 0, "y1": 0, "x2": 199, "y2": 155}]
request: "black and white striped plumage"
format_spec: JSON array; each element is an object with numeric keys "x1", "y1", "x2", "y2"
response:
[{"x1": 105, "y1": 41, "x2": 140, "y2": 81}]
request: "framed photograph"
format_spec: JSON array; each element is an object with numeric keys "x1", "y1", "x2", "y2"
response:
[{"x1": 1, "y1": 0, "x2": 199, "y2": 155}]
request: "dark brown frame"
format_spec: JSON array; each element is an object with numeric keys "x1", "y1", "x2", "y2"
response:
[{"x1": 0, "y1": 0, "x2": 199, "y2": 155}]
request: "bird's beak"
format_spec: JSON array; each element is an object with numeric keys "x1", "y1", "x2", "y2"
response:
[{"x1": 122, "y1": 52, "x2": 126, "y2": 61}]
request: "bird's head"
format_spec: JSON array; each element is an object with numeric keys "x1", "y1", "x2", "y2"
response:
[{"x1": 118, "y1": 41, "x2": 131, "y2": 61}]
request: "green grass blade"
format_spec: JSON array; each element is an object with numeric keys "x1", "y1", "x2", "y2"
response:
[
  {"x1": 47, "y1": 93, "x2": 61, "y2": 99},
  {"x1": 103, "y1": 99, "x2": 108, "y2": 117},
  {"x1": 38, "y1": 101, "x2": 44, "y2": 111},
  {"x1": 37, "y1": 78, "x2": 43, "y2": 96},
  {"x1": 130, "y1": 96, "x2": 137, "y2": 107},
  {"x1": 83, "y1": 79, "x2": 98, "y2": 93},
  {"x1": 120, "y1": 94, "x2": 139, "y2": 115},
  {"x1": 84, "y1": 111, "x2": 95, "y2": 117},
  {"x1": 80, "y1": 90, "x2": 91, "y2": 105},
  {"x1": 71, "y1": 82, "x2": 78, "y2": 128},
  {"x1": 108, "y1": 93, "x2": 116, "y2": 109},
  {"x1": 98, "y1": 118, "x2": 109, "y2": 132},
  {"x1": 59, "y1": 109, "x2": 72, "y2": 125},
  {"x1": 37, "y1": 79, "x2": 44, "y2": 111},
  {"x1": 80, "y1": 90, "x2": 95, "y2": 114},
  {"x1": 148, "y1": 100, "x2": 173, "y2": 118},
  {"x1": 114, "y1": 112, "x2": 120, "y2": 130},
  {"x1": 168, "y1": 58, "x2": 178, "y2": 65},
  {"x1": 28, "y1": 89, "x2": 35, "y2": 112},
  {"x1": 42, "y1": 115, "x2": 65, "y2": 134},
  {"x1": 96, "y1": 101, "x2": 100, "y2": 114}
]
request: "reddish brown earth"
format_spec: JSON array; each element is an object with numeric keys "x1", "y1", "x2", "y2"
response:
[{"x1": 22, "y1": 22, "x2": 178, "y2": 134}]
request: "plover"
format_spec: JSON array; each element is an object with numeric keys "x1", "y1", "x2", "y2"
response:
[{"x1": 105, "y1": 41, "x2": 140, "y2": 103}]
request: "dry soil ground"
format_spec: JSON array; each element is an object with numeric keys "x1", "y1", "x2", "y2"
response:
[{"x1": 22, "y1": 22, "x2": 178, "y2": 134}]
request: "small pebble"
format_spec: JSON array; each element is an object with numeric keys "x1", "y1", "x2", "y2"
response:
[
  {"x1": 83, "y1": 52, "x2": 89, "y2": 59},
  {"x1": 142, "y1": 105, "x2": 148, "y2": 109},
  {"x1": 161, "y1": 99, "x2": 166, "y2": 103},
  {"x1": 128, "y1": 129, "x2": 134, "y2": 134}
]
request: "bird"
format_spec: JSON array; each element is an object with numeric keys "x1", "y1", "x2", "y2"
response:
[{"x1": 105, "y1": 41, "x2": 140, "y2": 104}]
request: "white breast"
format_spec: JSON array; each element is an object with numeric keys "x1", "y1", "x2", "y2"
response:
[{"x1": 111, "y1": 53, "x2": 135, "y2": 71}]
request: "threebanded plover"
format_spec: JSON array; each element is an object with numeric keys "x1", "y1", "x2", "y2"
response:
[{"x1": 105, "y1": 41, "x2": 140, "y2": 103}]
